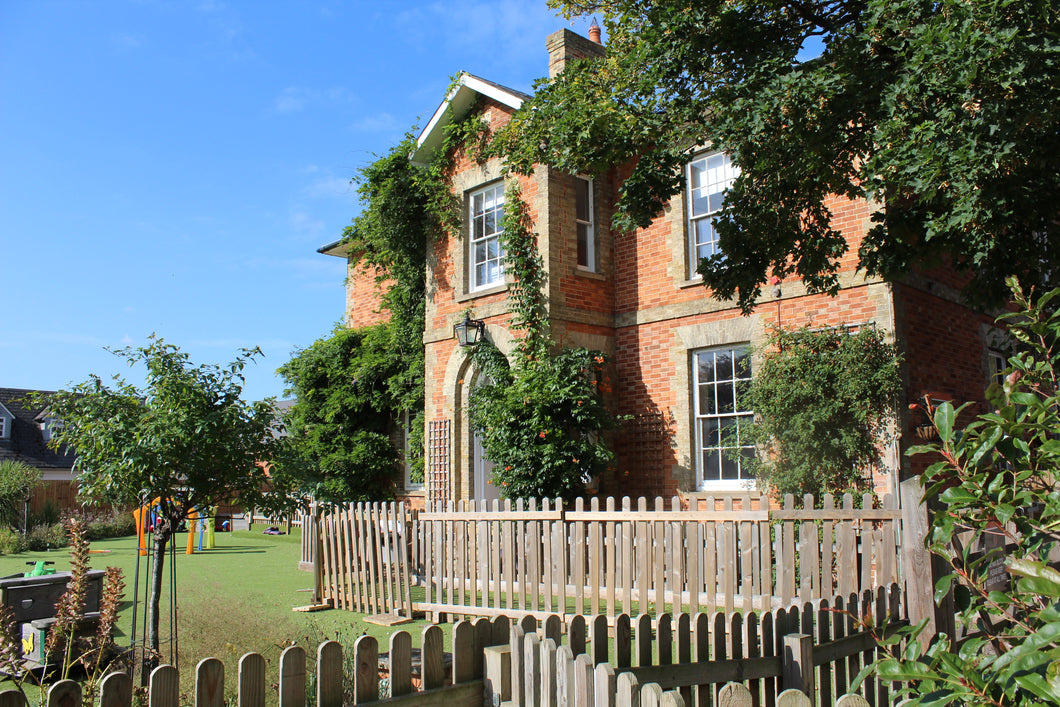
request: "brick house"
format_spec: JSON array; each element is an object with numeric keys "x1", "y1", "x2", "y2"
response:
[
  {"x1": 321, "y1": 29, "x2": 1003, "y2": 507},
  {"x1": 0, "y1": 388, "x2": 79, "y2": 517}
]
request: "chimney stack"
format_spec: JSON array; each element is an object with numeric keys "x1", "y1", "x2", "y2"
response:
[
  {"x1": 546, "y1": 27, "x2": 606, "y2": 79},
  {"x1": 588, "y1": 19, "x2": 602, "y2": 44}
]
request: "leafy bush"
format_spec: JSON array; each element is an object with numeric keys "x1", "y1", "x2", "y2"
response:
[
  {"x1": 0, "y1": 461, "x2": 40, "y2": 529},
  {"x1": 875, "y1": 279, "x2": 1060, "y2": 704},
  {"x1": 745, "y1": 325, "x2": 902, "y2": 497},
  {"x1": 84, "y1": 511, "x2": 136, "y2": 540},
  {"x1": 0, "y1": 527, "x2": 23, "y2": 556},
  {"x1": 22, "y1": 522, "x2": 68, "y2": 552}
]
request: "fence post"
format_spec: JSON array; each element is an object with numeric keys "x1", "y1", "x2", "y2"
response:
[
  {"x1": 900, "y1": 477, "x2": 955, "y2": 641},
  {"x1": 484, "y1": 645, "x2": 512, "y2": 706},
  {"x1": 781, "y1": 634, "x2": 814, "y2": 697}
]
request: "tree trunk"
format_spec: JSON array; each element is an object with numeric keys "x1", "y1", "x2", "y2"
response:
[{"x1": 145, "y1": 521, "x2": 170, "y2": 673}]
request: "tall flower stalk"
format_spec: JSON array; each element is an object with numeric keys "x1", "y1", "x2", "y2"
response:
[{"x1": 46, "y1": 518, "x2": 89, "y2": 680}]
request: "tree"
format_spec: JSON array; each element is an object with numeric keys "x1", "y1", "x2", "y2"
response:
[
  {"x1": 745, "y1": 325, "x2": 902, "y2": 498},
  {"x1": 874, "y1": 280, "x2": 1060, "y2": 704},
  {"x1": 0, "y1": 461, "x2": 41, "y2": 530},
  {"x1": 494, "y1": 0, "x2": 1060, "y2": 312},
  {"x1": 278, "y1": 325, "x2": 410, "y2": 503},
  {"x1": 37, "y1": 338, "x2": 293, "y2": 661}
]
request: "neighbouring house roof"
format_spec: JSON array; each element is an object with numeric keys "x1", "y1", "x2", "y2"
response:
[
  {"x1": 318, "y1": 239, "x2": 350, "y2": 258},
  {"x1": 0, "y1": 388, "x2": 75, "y2": 470},
  {"x1": 411, "y1": 72, "x2": 529, "y2": 165}
]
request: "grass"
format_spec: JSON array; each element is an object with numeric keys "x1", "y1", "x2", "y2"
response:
[{"x1": 0, "y1": 526, "x2": 440, "y2": 702}]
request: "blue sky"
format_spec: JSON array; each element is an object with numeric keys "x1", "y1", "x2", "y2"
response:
[{"x1": 1, "y1": 1, "x2": 599, "y2": 402}]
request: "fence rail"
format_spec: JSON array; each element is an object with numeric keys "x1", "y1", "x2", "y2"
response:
[{"x1": 310, "y1": 493, "x2": 902, "y2": 622}]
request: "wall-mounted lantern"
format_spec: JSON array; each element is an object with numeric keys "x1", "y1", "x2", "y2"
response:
[{"x1": 454, "y1": 313, "x2": 486, "y2": 347}]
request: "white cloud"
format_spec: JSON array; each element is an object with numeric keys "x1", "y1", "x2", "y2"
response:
[
  {"x1": 288, "y1": 211, "x2": 326, "y2": 238},
  {"x1": 300, "y1": 176, "x2": 356, "y2": 201},
  {"x1": 350, "y1": 112, "x2": 399, "y2": 134}
]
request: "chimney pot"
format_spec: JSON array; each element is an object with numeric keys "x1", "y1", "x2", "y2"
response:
[{"x1": 588, "y1": 19, "x2": 602, "y2": 44}]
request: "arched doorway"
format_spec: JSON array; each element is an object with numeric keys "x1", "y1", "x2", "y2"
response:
[{"x1": 471, "y1": 374, "x2": 501, "y2": 503}]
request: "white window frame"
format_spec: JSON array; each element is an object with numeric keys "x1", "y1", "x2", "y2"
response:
[
  {"x1": 692, "y1": 345, "x2": 755, "y2": 490},
  {"x1": 470, "y1": 183, "x2": 506, "y2": 291},
  {"x1": 575, "y1": 176, "x2": 595, "y2": 271},
  {"x1": 0, "y1": 416, "x2": 6, "y2": 439},
  {"x1": 686, "y1": 152, "x2": 738, "y2": 278},
  {"x1": 0, "y1": 405, "x2": 12, "y2": 440}
]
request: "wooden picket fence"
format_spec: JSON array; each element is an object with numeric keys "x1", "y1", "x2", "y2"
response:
[
  {"x1": 491, "y1": 584, "x2": 907, "y2": 707},
  {"x1": 0, "y1": 588, "x2": 906, "y2": 707},
  {"x1": 0, "y1": 617, "x2": 511, "y2": 707},
  {"x1": 312, "y1": 493, "x2": 903, "y2": 622}
]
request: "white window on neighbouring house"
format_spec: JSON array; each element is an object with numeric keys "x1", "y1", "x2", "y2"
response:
[
  {"x1": 470, "y1": 183, "x2": 506, "y2": 291},
  {"x1": 575, "y1": 176, "x2": 595, "y2": 271},
  {"x1": 687, "y1": 152, "x2": 738, "y2": 278},
  {"x1": 693, "y1": 346, "x2": 754, "y2": 489},
  {"x1": 0, "y1": 416, "x2": 6, "y2": 439}
]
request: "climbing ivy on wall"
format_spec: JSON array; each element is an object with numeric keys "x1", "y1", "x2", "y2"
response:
[
  {"x1": 744, "y1": 325, "x2": 903, "y2": 498},
  {"x1": 283, "y1": 87, "x2": 618, "y2": 502},
  {"x1": 280, "y1": 110, "x2": 486, "y2": 499},
  {"x1": 468, "y1": 179, "x2": 618, "y2": 501}
]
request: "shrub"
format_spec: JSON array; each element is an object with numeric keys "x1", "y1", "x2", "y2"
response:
[
  {"x1": 874, "y1": 279, "x2": 1060, "y2": 704},
  {"x1": 22, "y1": 522, "x2": 68, "y2": 552},
  {"x1": 0, "y1": 527, "x2": 24, "y2": 555}
]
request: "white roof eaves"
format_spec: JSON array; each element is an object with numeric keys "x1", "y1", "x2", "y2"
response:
[{"x1": 411, "y1": 72, "x2": 524, "y2": 165}]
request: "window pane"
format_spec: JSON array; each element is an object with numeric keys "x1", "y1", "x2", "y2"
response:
[
  {"x1": 697, "y1": 351, "x2": 715, "y2": 381},
  {"x1": 691, "y1": 188, "x2": 710, "y2": 217},
  {"x1": 708, "y1": 189, "x2": 727, "y2": 213},
  {"x1": 475, "y1": 242, "x2": 486, "y2": 264},
  {"x1": 576, "y1": 179, "x2": 590, "y2": 221},
  {"x1": 721, "y1": 454, "x2": 740, "y2": 480},
  {"x1": 484, "y1": 210, "x2": 495, "y2": 235},
  {"x1": 699, "y1": 383, "x2": 716, "y2": 415},
  {"x1": 689, "y1": 160, "x2": 706, "y2": 190},
  {"x1": 703, "y1": 451, "x2": 720, "y2": 481},
  {"x1": 717, "y1": 382, "x2": 735, "y2": 414},
  {"x1": 716, "y1": 350, "x2": 733, "y2": 380},
  {"x1": 577, "y1": 224, "x2": 589, "y2": 267}
]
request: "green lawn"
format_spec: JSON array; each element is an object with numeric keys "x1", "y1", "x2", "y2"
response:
[{"x1": 0, "y1": 527, "x2": 439, "y2": 678}]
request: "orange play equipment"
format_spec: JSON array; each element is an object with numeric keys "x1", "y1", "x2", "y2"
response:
[{"x1": 131, "y1": 497, "x2": 163, "y2": 557}]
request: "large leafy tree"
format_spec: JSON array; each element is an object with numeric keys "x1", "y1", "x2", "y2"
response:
[
  {"x1": 494, "y1": 0, "x2": 1060, "y2": 312},
  {"x1": 38, "y1": 338, "x2": 293, "y2": 660},
  {"x1": 278, "y1": 325, "x2": 412, "y2": 503}
]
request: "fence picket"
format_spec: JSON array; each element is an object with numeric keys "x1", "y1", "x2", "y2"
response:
[
  {"x1": 196, "y1": 658, "x2": 225, "y2": 707},
  {"x1": 389, "y1": 630, "x2": 413, "y2": 698},
  {"x1": 238, "y1": 652, "x2": 266, "y2": 707},
  {"x1": 149, "y1": 666, "x2": 178, "y2": 707},
  {"x1": 97, "y1": 672, "x2": 132, "y2": 707},
  {"x1": 48, "y1": 680, "x2": 81, "y2": 707}
]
